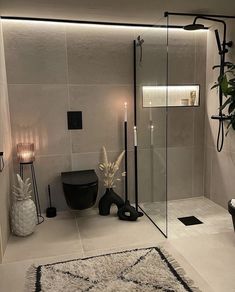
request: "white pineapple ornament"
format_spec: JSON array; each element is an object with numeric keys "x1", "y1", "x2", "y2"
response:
[{"x1": 11, "y1": 174, "x2": 37, "y2": 236}]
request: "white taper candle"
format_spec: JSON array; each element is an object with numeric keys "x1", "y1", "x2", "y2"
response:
[
  {"x1": 150, "y1": 124, "x2": 154, "y2": 146},
  {"x1": 124, "y1": 102, "x2": 127, "y2": 122},
  {"x1": 149, "y1": 100, "x2": 152, "y2": 122},
  {"x1": 134, "y1": 126, "x2": 137, "y2": 146}
]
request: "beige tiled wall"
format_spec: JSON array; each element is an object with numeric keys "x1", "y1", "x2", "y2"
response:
[
  {"x1": 3, "y1": 20, "x2": 138, "y2": 212},
  {"x1": 204, "y1": 23, "x2": 235, "y2": 208},
  {"x1": 2, "y1": 20, "x2": 208, "y2": 215},
  {"x1": 167, "y1": 30, "x2": 207, "y2": 200},
  {"x1": 0, "y1": 18, "x2": 12, "y2": 262},
  {"x1": 135, "y1": 28, "x2": 207, "y2": 203}
]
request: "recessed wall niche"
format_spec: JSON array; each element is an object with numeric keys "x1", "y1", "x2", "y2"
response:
[{"x1": 142, "y1": 85, "x2": 200, "y2": 107}]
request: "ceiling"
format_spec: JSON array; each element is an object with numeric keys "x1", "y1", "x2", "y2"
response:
[{"x1": 0, "y1": 0, "x2": 235, "y2": 24}]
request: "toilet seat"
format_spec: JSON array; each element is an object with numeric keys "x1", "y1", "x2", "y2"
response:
[{"x1": 61, "y1": 170, "x2": 98, "y2": 186}]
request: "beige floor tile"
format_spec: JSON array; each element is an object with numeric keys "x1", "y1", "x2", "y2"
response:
[
  {"x1": 169, "y1": 231, "x2": 235, "y2": 292},
  {"x1": 0, "y1": 252, "x2": 84, "y2": 292},
  {"x1": 76, "y1": 210, "x2": 166, "y2": 253},
  {"x1": 142, "y1": 197, "x2": 233, "y2": 239},
  {"x1": 162, "y1": 242, "x2": 214, "y2": 292},
  {"x1": 1, "y1": 199, "x2": 235, "y2": 292},
  {"x1": 3, "y1": 212, "x2": 83, "y2": 263}
]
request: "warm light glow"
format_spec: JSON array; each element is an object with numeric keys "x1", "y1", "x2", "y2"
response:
[
  {"x1": 17, "y1": 143, "x2": 35, "y2": 164},
  {"x1": 124, "y1": 102, "x2": 128, "y2": 122},
  {"x1": 1, "y1": 19, "x2": 208, "y2": 33},
  {"x1": 143, "y1": 85, "x2": 200, "y2": 107}
]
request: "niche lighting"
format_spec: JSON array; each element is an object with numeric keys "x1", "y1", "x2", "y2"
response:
[{"x1": 142, "y1": 85, "x2": 200, "y2": 107}]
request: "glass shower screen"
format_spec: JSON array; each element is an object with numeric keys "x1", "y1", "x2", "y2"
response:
[{"x1": 135, "y1": 21, "x2": 168, "y2": 237}]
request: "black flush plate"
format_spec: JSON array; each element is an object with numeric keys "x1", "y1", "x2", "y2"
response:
[
  {"x1": 67, "y1": 111, "x2": 82, "y2": 130},
  {"x1": 178, "y1": 216, "x2": 203, "y2": 226}
]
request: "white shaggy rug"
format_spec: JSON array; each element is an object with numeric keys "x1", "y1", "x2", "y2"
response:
[{"x1": 26, "y1": 247, "x2": 201, "y2": 292}]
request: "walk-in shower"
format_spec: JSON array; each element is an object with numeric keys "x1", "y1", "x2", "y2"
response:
[{"x1": 135, "y1": 12, "x2": 235, "y2": 238}]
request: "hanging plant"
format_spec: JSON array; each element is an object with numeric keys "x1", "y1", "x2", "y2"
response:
[{"x1": 212, "y1": 62, "x2": 235, "y2": 133}]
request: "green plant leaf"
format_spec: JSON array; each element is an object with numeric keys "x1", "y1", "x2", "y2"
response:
[
  {"x1": 226, "y1": 87, "x2": 235, "y2": 95},
  {"x1": 228, "y1": 102, "x2": 235, "y2": 114},
  {"x1": 219, "y1": 75, "x2": 228, "y2": 95},
  {"x1": 220, "y1": 97, "x2": 231, "y2": 110},
  {"x1": 227, "y1": 63, "x2": 235, "y2": 69}
]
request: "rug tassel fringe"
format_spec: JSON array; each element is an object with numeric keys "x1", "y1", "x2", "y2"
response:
[
  {"x1": 159, "y1": 247, "x2": 202, "y2": 292},
  {"x1": 25, "y1": 265, "x2": 37, "y2": 292}
]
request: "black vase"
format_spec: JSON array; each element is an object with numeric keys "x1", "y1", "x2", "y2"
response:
[
  {"x1": 99, "y1": 188, "x2": 124, "y2": 216},
  {"x1": 117, "y1": 200, "x2": 139, "y2": 221}
]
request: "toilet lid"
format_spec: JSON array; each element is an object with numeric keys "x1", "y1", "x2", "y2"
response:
[{"x1": 61, "y1": 169, "x2": 98, "y2": 186}]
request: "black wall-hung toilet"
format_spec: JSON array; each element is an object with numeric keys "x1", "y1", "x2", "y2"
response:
[{"x1": 61, "y1": 170, "x2": 98, "y2": 210}]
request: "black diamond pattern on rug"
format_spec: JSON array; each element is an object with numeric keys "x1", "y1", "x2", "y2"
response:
[
  {"x1": 30, "y1": 247, "x2": 199, "y2": 292},
  {"x1": 178, "y1": 216, "x2": 203, "y2": 226}
]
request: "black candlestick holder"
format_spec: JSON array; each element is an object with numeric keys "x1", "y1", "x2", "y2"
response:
[{"x1": 117, "y1": 120, "x2": 142, "y2": 221}]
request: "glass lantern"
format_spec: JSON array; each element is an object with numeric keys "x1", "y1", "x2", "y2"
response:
[{"x1": 17, "y1": 143, "x2": 35, "y2": 164}]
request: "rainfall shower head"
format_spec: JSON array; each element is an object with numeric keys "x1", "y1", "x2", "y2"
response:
[{"x1": 183, "y1": 22, "x2": 205, "y2": 31}]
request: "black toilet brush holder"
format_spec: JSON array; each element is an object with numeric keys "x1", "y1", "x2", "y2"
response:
[{"x1": 46, "y1": 185, "x2": 57, "y2": 218}]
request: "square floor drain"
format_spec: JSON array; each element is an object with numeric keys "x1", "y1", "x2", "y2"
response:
[{"x1": 178, "y1": 216, "x2": 203, "y2": 226}]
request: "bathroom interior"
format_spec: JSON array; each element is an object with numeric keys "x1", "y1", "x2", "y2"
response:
[{"x1": 0, "y1": 2, "x2": 235, "y2": 292}]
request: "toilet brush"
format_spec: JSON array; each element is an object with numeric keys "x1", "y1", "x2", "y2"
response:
[{"x1": 46, "y1": 185, "x2": 57, "y2": 218}]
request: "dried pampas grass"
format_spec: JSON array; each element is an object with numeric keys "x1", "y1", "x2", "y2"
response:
[{"x1": 99, "y1": 146, "x2": 125, "y2": 188}]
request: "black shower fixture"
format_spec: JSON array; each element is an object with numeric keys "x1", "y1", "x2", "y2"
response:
[
  {"x1": 183, "y1": 22, "x2": 205, "y2": 31},
  {"x1": 183, "y1": 15, "x2": 233, "y2": 152},
  {"x1": 136, "y1": 35, "x2": 144, "y2": 63}
]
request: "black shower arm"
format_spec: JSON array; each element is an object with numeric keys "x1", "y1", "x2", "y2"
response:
[{"x1": 194, "y1": 16, "x2": 227, "y2": 47}]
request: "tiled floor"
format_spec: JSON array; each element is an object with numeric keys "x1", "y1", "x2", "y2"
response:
[
  {"x1": 142, "y1": 196, "x2": 234, "y2": 239},
  {"x1": 0, "y1": 199, "x2": 235, "y2": 292}
]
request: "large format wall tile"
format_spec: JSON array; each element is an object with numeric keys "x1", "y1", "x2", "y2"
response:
[
  {"x1": 3, "y1": 21, "x2": 67, "y2": 84},
  {"x1": 136, "y1": 28, "x2": 167, "y2": 85},
  {"x1": 167, "y1": 108, "x2": 194, "y2": 147},
  {"x1": 136, "y1": 85, "x2": 167, "y2": 150},
  {"x1": 192, "y1": 146, "x2": 204, "y2": 196},
  {"x1": 210, "y1": 149, "x2": 235, "y2": 208},
  {"x1": 8, "y1": 84, "x2": 70, "y2": 156},
  {"x1": 0, "y1": 20, "x2": 12, "y2": 261},
  {"x1": 66, "y1": 25, "x2": 133, "y2": 84},
  {"x1": 168, "y1": 30, "x2": 197, "y2": 85},
  {"x1": 69, "y1": 85, "x2": 134, "y2": 153},
  {"x1": 167, "y1": 147, "x2": 193, "y2": 200},
  {"x1": 137, "y1": 148, "x2": 152, "y2": 203},
  {"x1": 194, "y1": 107, "x2": 205, "y2": 147},
  {"x1": 204, "y1": 147, "x2": 212, "y2": 197},
  {"x1": 152, "y1": 147, "x2": 167, "y2": 202}
]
